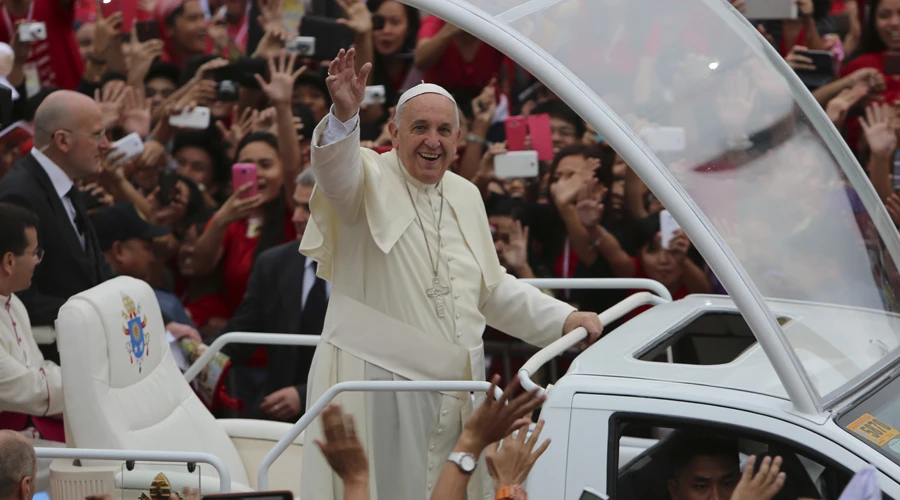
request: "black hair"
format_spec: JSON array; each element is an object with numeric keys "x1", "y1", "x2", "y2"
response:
[
  {"x1": 180, "y1": 54, "x2": 218, "y2": 86},
  {"x1": 669, "y1": 435, "x2": 739, "y2": 480},
  {"x1": 366, "y1": 0, "x2": 420, "y2": 54},
  {"x1": 549, "y1": 144, "x2": 613, "y2": 185},
  {"x1": 172, "y1": 130, "x2": 229, "y2": 188},
  {"x1": 292, "y1": 102, "x2": 317, "y2": 137},
  {"x1": 235, "y1": 132, "x2": 288, "y2": 261},
  {"x1": 145, "y1": 61, "x2": 181, "y2": 86},
  {"x1": 185, "y1": 207, "x2": 216, "y2": 237},
  {"x1": 100, "y1": 72, "x2": 128, "y2": 88},
  {"x1": 363, "y1": 0, "x2": 420, "y2": 109},
  {"x1": 0, "y1": 203, "x2": 38, "y2": 257},
  {"x1": 532, "y1": 100, "x2": 586, "y2": 140},
  {"x1": 634, "y1": 212, "x2": 662, "y2": 251},
  {"x1": 859, "y1": 0, "x2": 888, "y2": 55},
  {"x1": 485, "y1": 195, "x2": 526, "y2": 223},
  {"x1": 165, "y1": 3, "x2": 187, "y2": 26}
]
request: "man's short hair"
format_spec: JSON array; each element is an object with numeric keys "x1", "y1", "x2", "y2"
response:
[
  {"x1": 295, "y1": 168, "x2": 316, "y2": 188},
  {"x1": 0, "y1": 203, "x2": 38, "y2": 257},
  {"x1": 532, "y1": 100, "x2": 586, "y2": 140},
  {"x1": 668, "y1": 435, "x2": 739, "y2": 480},
  {"x1": 0, "y1": 431, "x2": 36, "y2": 500}
]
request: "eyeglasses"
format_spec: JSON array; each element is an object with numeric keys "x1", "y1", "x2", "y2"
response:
[
  {"x1": 60, "y1": 128, "x2": 107, "y2": 142},
  {"x1": 32, "y1": 247, "x2": 44, "y2": 263}
]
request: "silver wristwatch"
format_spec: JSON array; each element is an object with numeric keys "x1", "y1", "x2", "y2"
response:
[{"x1": 447, "y1": 452, "x2": 477, "y2": 474}]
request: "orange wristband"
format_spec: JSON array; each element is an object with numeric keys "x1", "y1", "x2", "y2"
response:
[{"x1": 495, "y1": 485, "x2": 527, "y2": 500}]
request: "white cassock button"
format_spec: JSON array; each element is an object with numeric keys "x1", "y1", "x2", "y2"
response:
[
  {"x1": 428, "y1": 463, "x2": 434, "y2": 470},
  {"x1": 456, "y1": 313, "x2": 461, "y2": 319},
  {"x1": 454, "y1": 293, "x2": 460, "y2": 299},
  {"x1": 441, "y1": 409, "x2": 448, "y2": 416},
  {"x1": 451, "y1": 276, "x2": 456, "y2": 281},
  {"x1": 428, "y1": 483, "x2": 433, "y2": 490},
  {"x1": 430, "y1": 444, "x2": 435, "y2": 451},
  {"x1": 456, "y1": 331, "x2": 461, "y2": 338},
  {"x1": 437, "y1": 428, "x2": 444, "y2": 435}
]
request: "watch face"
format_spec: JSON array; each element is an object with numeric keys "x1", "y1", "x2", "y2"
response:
[{"x1": 461, "y1": 455, "x2": 477, "y2": 471}]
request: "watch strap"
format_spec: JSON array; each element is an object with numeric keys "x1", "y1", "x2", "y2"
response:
[
  {"x1": 495, "y1": 485, "x2": 527, "y2": 500},
  {"x1": 447, "y1": 452, "x2": 476, "y2": 473}
]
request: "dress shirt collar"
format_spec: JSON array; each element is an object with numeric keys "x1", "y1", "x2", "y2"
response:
[
  {"x1": 396, "y1": 159, "x2": 438, "y2": 192},
  {"x1": 30, "y1": 147, "x2": 73, "y2": 199},
  {"x1": 305, "y1": 257, "x2": 316, "y2": 271}
]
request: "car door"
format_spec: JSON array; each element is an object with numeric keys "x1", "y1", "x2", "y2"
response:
[{"x1": 558, "y1": 394, "x2": 900, "y2": 500}]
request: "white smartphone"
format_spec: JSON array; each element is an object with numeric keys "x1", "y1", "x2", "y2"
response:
[
  {"x1": 580, "y1": 487, "x2": 609, "y2": 500},
  {"x1": 17, "y1": 22, "x2": 47, "y2": 42},
  {"x1": 108, "y1": 132, "x2": 145, "y2": 165},
  {"x1": 362, "y1": 85, "x2": 387, "y2": 106},
  {"x1": 743, "y1": 0, "x2": 798, "y2": 20},
  {"x1": 169, "y1": 106, "x2": 211, "y2": 130},
  {"x1": 286, "y1": 36, "x2": 316, "y2": 56},
  {"x1": 660, "y1": 209, "x2": 681, "y2": 249},
  {"x1": 494, "y1": 150, "x2": 539, "y2": 179}
]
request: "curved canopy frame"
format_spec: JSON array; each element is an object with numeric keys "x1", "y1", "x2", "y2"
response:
[{"x1": 401, "y1": 0, "x2": 900, "y2": 416}]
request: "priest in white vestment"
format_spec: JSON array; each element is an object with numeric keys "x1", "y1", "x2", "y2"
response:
[{"x1": 298, "y1": 49, "x2": 604, "y2": 500}]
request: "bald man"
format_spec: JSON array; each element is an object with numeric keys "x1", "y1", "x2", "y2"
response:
[
  {"x1": 0, "y1": 430, "x2": 37, "y2": 500},
  {"x1": 0, "y1": 90, "x2": 115, "y2": 363}
]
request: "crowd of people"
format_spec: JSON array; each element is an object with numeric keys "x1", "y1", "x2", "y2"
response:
[{"x1": 0, "y1": 0, "x2": 897, "y2": 497}]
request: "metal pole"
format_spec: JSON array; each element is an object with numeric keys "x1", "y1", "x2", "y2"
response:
[
  {"x1": 256, "y1": 380, "x2": 496, "y2": 490},
  {"x1": 184, "y1": 333, "x2": 320, "y2": 383},
  {"x1": 520, "y1": 278, "x2": 673, "y2": 301}
]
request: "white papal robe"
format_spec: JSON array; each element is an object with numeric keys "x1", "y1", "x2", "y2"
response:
[{"x1": 298, "y1": 110, "x2": 575, "y2": 500}]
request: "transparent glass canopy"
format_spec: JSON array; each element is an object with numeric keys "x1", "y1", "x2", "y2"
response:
[{"x1": 408, "y1": 0, "x2": 900, "y2": 405}]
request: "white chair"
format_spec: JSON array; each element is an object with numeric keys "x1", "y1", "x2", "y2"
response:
[{"x1": 51, "y1": 276, "x2": 303, "y2": 500}]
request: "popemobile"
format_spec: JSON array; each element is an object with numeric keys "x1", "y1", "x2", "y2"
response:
[{"x1": 35, "y1": 0, "x2": 900, "y2": 499}]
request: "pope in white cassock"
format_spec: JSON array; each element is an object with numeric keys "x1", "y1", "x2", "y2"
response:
[{"x1": 298, "y1": 48, "x2": 604, "y2": 500}]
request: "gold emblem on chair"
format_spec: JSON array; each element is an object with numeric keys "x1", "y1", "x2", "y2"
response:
[
  {"x1": 139, "y1": 473, "x2": 181, "y2": 500},
  {"x1": 120, "y1": 292, "x2": 150, "y2": 372}
]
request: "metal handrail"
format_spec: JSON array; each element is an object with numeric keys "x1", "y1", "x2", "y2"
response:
[
  {"x1": 520, "y1": 278, "x2": 673, "y2": 301},
  {"x1": 518, "y1": 292, "x2": 670, "y2": 396},
  {"x1": 183, "y1": 333, "x2": 320, "y2": 383},
  {"x1": 34, "y1": 448, "x2": 232, "y2": 492},
  {"x1": 256, "y1": 380, "x2": 497, "y2": 490}
]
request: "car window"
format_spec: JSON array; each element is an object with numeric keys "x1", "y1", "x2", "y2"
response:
[{"x1": 612, "y1": 416, "x2": 857, "y2": 500}]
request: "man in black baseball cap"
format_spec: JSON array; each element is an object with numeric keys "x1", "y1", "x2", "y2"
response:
[{"x1": 92, "y1": 203, "x2": 200, "y2": 339}]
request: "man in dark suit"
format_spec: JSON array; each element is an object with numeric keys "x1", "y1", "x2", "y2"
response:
[
  {"x1": 221, "y1": 169, "x2": 329, "y2": 421},
  {"x1": 0, "y1": 90, "x2": 115, "y2": 363}
]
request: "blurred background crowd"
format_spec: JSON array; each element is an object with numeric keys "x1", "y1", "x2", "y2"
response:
[{"x1": 0, "y1": 0, "x2": 894, "y2": 424}]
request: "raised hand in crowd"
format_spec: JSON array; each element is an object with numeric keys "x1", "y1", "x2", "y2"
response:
[
  {"x1": 148, "y1": 179, "x2": 190, "y2": 227},
  {"x1": 95, "y1": 81, "x2": 128, "y2": 131},
  {"x1": 860, "y1": 103, "x2": 897, "y2": 159},
  {"x1": 218, "y1": 106, "x2": 259, "y2": 159},
  {"x1": 256, "y1": 51, "x2": 307, "y2": 107},
  {"x1": 327, "y1": 48, "x2": 373, "y2": 122},
  {"x1": 82, "y1": 182, "x2": 115, "y2": 216},
  {"x1": 576, "y1": 180, "x2": 605, "y2": 229},
  {"x1": 431, "y1": 375, "x2": 545, "y2": 500},
  {"x1": 253, "y1": 27, "x2": 290, "y2": 60},
  {"x1": 257, "y1": 0, "x2": 286, "y2": 34},
  {"x1": 730, "y1": 455, "x2": 785, "y2": 500},
  {"x1": 668, "y1": 229, "x2": 692, "y2": 264},
  {"x1": 315, "y1": 404, "x2": 370, "y2": 500},
  {"x1": 486, "y1": 418, "x2": 551, "y2": 494},
  {"x1": 497, "y1": 219, "x2": 533, "y2": 279},
  {"x1": 121, "y1": 87, "x2": 153, "y2": 138},
  {"x1": 336, "y1": 0, "x2": 374, "y2": 35},
  {"x1": 825, "y1": 85, "x2": 868, "y2": 127},
  {"x1": 127, "y1": 26, "x2": 165, "y2": 86},
  {"x1": 785, "y1": 45, "x2": 816, "y2": 72},
  {"x1": 551, "y1": 169, "x2": 592, "y2": 208},
  {"x1": 214, "y1": 184, "x2": 265, "y2": 227}
]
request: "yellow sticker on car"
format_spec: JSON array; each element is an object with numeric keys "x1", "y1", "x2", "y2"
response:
[{"x1": 847, "y1": 413, "x2": 900, "y2": 447}]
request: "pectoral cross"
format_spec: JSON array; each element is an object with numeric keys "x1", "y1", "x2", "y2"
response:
[{"x1": 426, "y1": 276, "x2": 451, "y2": 318}]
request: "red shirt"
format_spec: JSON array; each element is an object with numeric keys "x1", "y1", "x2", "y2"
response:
[
  {"x1": 214, "y1": 212, "x2": 297, "y2": 317},
  {"x1": 840, "y1": 52, "x2": 900, "y2": 150},
  {"x1": 0, "y1": 0, "x2": 83, "y2": 90},
  {"x1": 628, "y1": 257, "x2": 688, "y2": 318},
  {"x1": 417, "y1": 15, "x2": 505, "y2": 91}
]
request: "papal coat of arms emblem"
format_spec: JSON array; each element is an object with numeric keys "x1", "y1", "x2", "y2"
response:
[{"x1": 120, "y1": 292, "x2": 149, "y2": 371}]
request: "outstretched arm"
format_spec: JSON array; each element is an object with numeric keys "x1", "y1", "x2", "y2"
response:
[{"x1": 311, "y1": 48, "x2": 374, "y2": 224}]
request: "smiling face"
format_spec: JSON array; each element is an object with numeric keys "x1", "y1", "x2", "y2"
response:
[
  {"x1": 236, "y1": 140, "x2": 283, "y2": 203},
  {"x1": 171, "y1": 0, "x2": 208, "y2": 54},
  {"x1": 876, "y1": 0, "x2": 900, "y2": 51},
  {"x1": 389, "y1": 93, "x2": 461, "y2": 185}
]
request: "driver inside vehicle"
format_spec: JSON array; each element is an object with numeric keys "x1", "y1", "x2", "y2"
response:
[{"x1": 667, "y1": 436, "x2": 824, "y2": 500}]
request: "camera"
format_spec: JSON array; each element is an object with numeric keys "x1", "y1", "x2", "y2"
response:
[
  {"x1": 362, "y1": 85, "x2": 386, "y2": 106},
  {"x1": 286, "y1": 36, "x2": 316, "y2": 57},
  {"x1": 217, "y1": 80, "x2": 239, "y2": 102},
  {"x1": 17, "y1": 22, "x2": 47, "y2": 42}
]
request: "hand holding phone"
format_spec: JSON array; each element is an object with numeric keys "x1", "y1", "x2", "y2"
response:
[
  {"x1": 232, "y1": 163, "x2": 259, "y2": 200},
  {"x1": 660, "y1": 209, "x2": 680, "y2": 249},
  {"x1": 494, "y1": 151, "x2": 539, "y2": 179},
  {"x1": 169, "y1": 107, "x2": 211, "y2": 129},
  {"x1": 108, "y1": 132, "x2": 145, "y2": 165},
  {"x1": 527, "y1": 113, "x2": 554, "y2": 161},
  {"x1": 505, "y1": 116, "x2": 529, "y2": 152}
]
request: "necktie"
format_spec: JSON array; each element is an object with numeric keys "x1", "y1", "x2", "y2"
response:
[
  {"x1": 65, "y1": 186, "x2": 86, "y2": 237},
  {"x1": 301, "y1": 261, "x2": 327, "y2": 335}
]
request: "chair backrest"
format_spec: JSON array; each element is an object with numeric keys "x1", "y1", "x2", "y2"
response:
[{"x1": 56, "y1": 276, "x2": 249, "y2": 486}]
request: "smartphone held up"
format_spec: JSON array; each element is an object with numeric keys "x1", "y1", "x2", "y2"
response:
[{"x1": 232, "y1": 163, "x2": 259, "y2": 200}]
